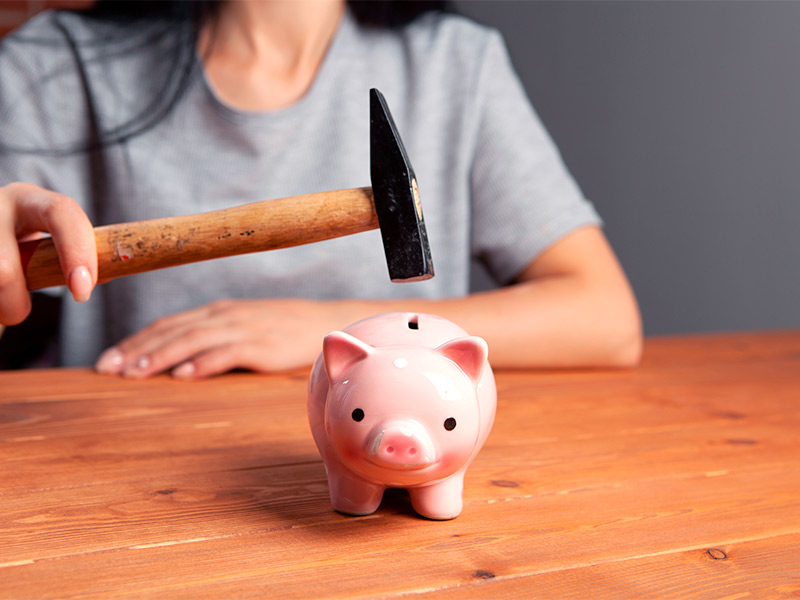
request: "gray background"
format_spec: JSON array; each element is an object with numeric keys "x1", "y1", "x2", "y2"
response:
[{"x1": 456, "y1": 0, "x2": 800, "y2": 336}]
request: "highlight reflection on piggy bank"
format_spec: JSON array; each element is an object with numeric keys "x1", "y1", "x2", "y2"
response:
[{"x1": 308, "y1": 313, "x2": 496, "y2": 520}]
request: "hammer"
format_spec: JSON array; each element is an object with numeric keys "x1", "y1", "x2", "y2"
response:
[{"x1": 19, "y1": 89, "x2": 434, "y2": 290}]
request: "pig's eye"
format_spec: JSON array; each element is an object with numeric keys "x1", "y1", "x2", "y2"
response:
[
  {"x1": 443, "y1": 417, "x2": 457, "y2": 431},
  {"x1": 352, "y1": 408, "x2": 365, "y2": 422}
]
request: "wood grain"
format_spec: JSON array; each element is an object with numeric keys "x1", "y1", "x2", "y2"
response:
[
  {"x1": 22, "y1": 187, "x2": 377, "y2": 290},
  {"x1": 1, "y1": 330, "x2": 799, "y2": 598}
]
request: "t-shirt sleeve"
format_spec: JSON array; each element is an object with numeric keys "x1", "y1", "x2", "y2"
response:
[
  {"x1": 0, "y1": 25, "x2": 47, "y2": 185},
  {"x1": 469, "y1": 30, "x2": 602, "y2": 285},
  {"x1": 0, "y1": 13, "x2": 84, "y2": 189}
]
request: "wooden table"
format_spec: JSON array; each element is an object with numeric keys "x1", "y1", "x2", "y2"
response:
[{"x1": 1, "y1": 331, "x2": 799, "y2": 598}]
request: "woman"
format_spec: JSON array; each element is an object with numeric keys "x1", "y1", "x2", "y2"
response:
[{"x1": 0, "y1": 0, "x2": 641, "y2": 377}]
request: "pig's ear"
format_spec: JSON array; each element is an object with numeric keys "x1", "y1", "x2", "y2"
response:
[
  {"x1": 436, "y1": 336, "x2": 489, "y2": 385},
  {"x1": 323, "y1": 332, "x2": 374, "y2": 383}
]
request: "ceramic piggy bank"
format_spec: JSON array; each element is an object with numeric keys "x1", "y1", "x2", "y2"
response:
[{"x1": 308, "y1": 312, "x2": 496, "y2": 520}]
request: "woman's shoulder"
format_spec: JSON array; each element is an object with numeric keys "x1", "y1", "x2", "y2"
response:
[
  {"x1": 1, "y1": 10, "x2": 164, "y2": 89},
  {"x1": 2, "y1": 9, "x2": 124, "y2": 50},
  {"x1": 348, "y1": 10, "x2": 510, "y2": 108},
  {"x1": 398, "y1": 11, "x2": 504, "y2": 62},
  {"x1": 0, "y1": 10, "x2": 182, "y2": 153},
  {"x1": 351, "y1": 10, "x2": 507, "y2": 89},
  {"x1": 1, "y1": 12, "x2": 67, "y2": 73},
  {"x1": 0, "y1": 12, "x2": 85, "y2": 150},
  {"x1": 2, "y1": 9, "x2": 178, "y2": 66},
  {"x1": 408, "y1": 11, "x2": 497, "y2": 40},
  {"x1": 2, "y1": 10, "x2": 65, "y2": 41}
]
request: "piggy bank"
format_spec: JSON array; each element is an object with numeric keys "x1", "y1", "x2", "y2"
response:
[{"x1": 308, "y1": 312, "x2": 496, "y2": 520}]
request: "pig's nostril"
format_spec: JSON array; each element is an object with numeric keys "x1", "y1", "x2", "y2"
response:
[
  {"x1": 409, "y1": 447, "x2": 417, "y2": 455},
  {"x1": 386, "y1": 446, "x2": 394, "y2": 454}
]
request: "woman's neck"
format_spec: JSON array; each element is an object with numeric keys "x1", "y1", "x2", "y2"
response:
[{"x1": 200, "y1": 0, "x2": 346, "y2": 112}]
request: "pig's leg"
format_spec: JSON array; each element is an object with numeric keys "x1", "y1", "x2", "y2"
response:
[
  {"x1": 326, "y1": 467, "x2": 385, "y2": 516},
  {"x1": 408, "y1": 473, "x2": 465, "y2": 520}
]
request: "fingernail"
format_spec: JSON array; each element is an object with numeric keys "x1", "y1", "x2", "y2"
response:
[
  {"x1": 95, "y1": 347, "x2": 124, "y2": 374},
  {"x1": 123, "y1": 356, "x2": 150, "y2": 378},
  {"x1": 69, "y1": 266, "x2": 93, "y2": 302},
  {"x1": 172, "y1": 362, "x2": 195, "y2": 379}
]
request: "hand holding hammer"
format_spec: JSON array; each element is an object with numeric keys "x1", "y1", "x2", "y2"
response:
[{"x1": 16, "y1": 89, "x2": 433, "y2": 300}]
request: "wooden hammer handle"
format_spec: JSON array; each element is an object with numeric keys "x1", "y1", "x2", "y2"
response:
[{"x1": 20, "y1": 187, "x2": 378, "y2": 291}]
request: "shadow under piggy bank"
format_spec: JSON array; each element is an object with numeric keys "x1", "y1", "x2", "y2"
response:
[{"x1": 216, "y1": 450, "x2": 424, "y2": 531}]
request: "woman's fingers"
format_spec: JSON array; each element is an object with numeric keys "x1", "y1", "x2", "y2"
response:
[
  {"x1": 18, "y1": 185, "x2": 98, "y2": 302},
  {"x1": 0, "y1": 183, "x2": 97, "y2": 326},
  {"x1": 119, "y1": 326, "x2": 246, "y2": 378},
  {"x1": 96, "y1": 298, "x2": 352, "y2": 379},
  {"x1": 171, "y1": 343, "x2": 268, "y2": 380},
  {"x1": 0, "y1": 194, "x2": 30, "y2": 324},
  {"x1": 95, "y1": 305, "x2": 223, "y2": 374}
]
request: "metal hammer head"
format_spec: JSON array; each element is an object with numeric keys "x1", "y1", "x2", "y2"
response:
[{"x1": 370, "y1": 88, "x2": 434, "y2": 283}]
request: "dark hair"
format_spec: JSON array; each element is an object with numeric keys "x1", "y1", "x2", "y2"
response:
[
  {"x1": 1, "y1": 1, "x2": 451, "y2": 155},
  {"x1": 85, "y1": 1, "x2": 451, "y2": 29}
]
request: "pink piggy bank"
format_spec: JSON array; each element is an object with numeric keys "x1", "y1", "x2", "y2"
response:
[{"x1": 308, "y1": 312, "x2": 496, "y2": 520}]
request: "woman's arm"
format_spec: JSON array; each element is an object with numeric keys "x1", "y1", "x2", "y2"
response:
[
  {"x1": 96, "y1": 225, "x2": 641, "y2": 379},
  {"x1": 418, "y1": 226, "x2": 642, "y2": 369}
]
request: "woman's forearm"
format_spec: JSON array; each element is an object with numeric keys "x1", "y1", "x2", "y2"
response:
[
  {"x1": 338, "y1": 227, "x2": 643, "y2": 370},
  {"x1": 339, "y1": 275, "x2": 641, "y2": 369}
]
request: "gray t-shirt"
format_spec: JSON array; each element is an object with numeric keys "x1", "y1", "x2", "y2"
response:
[{"x1": 0, "y1": 8, "x2": 601, "y2": 366}]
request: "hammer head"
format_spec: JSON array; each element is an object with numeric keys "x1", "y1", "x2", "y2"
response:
[{"x1": 370, "y1": 88, "x2": 434, "y2": 283}]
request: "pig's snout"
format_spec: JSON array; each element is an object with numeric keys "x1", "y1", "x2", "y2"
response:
[{"x1": 369, "y1": 421, "x2": 436, "y2": 469}]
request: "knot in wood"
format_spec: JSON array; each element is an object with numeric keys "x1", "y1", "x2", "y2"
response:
[
  {"x1": 491, "y1": 480, "x2": 519, "y2": 488},
  {"x1": 473, "y1": 570, "x2": 496, "y2": 580},
  {"x1": 706, "y1": 548, "x2": 727, "y2": 560}
]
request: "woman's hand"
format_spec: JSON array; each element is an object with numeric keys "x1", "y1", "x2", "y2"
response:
[
  {"x1": 94, "y1": 299, "x2": 363, "y2": 379},
  {"x1": 0, "y1": 183, "x2": 97, "y2": 325}
]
